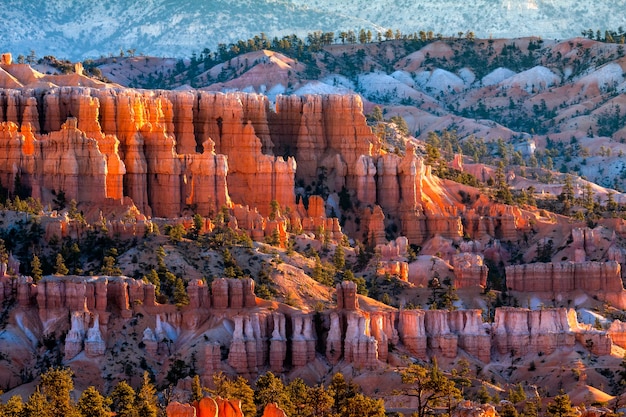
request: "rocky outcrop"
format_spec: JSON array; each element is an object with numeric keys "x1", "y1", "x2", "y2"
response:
[
  {"x1": 492, "y1": 307, "x2": 609, "y2": 356},
  {"x1": 506, "y1": 261, "x2": 626, "y2": 308},
  {"x1": 398, "y1": 310, "x2": 427, "y2": 359},
  {"x1": 1, "y1": 267, "x2": 617, "y2": 392},
  {"x1": 167, "y1": 402, "x2": 197, "y2": 417},
  {"x1": 452, "y1": 253, "x2": 488, "y2": 288},
  {"x1": 211, "y1": 278, "x2": 256, "y2": 309},
  {"x1": 269, "y1": 313, "x2": 287, "y2": 372},
  {"x1": 291, "y1": 313, "x2": 316, "y2": 367},
  {"x1": 194, "y1": 397, "x2": 219, "y2": 417},
  {"x1": 608, "y1": 320, "x2": 626, "y2": 349},
  {"x1": 262, "y1": 403, "x2": 287, "y2": 417},
  {"x1": 453, "y1": 401, "x2": 497, "y2": 417},
  {"x1": 449, "y1": 310, "x2": 491, "y2": 363},
  {"x1": 336, "y1": 281, "x2": 359, "y2": 310}
]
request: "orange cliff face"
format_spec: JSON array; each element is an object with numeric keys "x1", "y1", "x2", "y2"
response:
[
  {"x1": 0, "y1": 88, "x2": 301, "y2": 218},
  {"x1": 0, "y1": 83, "x2": 540, "y2": 248}
]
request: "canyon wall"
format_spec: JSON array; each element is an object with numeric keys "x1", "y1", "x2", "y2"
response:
[
  {"x1": 0, "y1": 79, "x2": 530, "y2": 244},
  {"x1": 0, "y1": 270, "x2": 617, "y2": 390},
  {"x1": 506, "y1": 261, "x2": 626, "y2": 308}
]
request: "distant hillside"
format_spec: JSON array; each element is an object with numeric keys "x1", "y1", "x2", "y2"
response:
[{"x1": 1, "y1": 0, "x2": 625, "y2": 60}]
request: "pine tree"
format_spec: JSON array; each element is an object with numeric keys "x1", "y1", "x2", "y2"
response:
[
  {"x1": 173, "y1": 277, "x2": 190, "y2": 306},
  {"x1": 494, "y1": 161, "x2": 513, "y2": 204},
  {"x1": 136, "y1": 371, "x2": 158, "y2": 417},
  {"x1": 546, "y1": 393, "x2": 576, "y2": 417},
  {"x1": 328, "y1": 373, "x2": 358, "y2": 416},
  {"x1": 3, "y1": 395, "x2": 25, "y2": 417},
  {"x1": 286, "y1": 378, "x2": 310, "y2": 417},
  {"x1": 344, "y1": 393, "x2": 386, "y2": 417},
  {"x1": 522, "y1": 399, "x2": 539, "y2": 417},
  {"x1": 40, "y1": 367, "x2": 79, "y2": 417},
  {"x1": 77, "y1": 386, "x2": 111, "y2": 417},
  {"x1": 31, "y1": 254, "x2": 43, "y2": 282},
  {"x1": 333, "y1": 244, "x2": 345, "y2": 271},
  {"x1": 254, "y1": 372, "x2": 293, "y2": 417},
  {"x1": 23, "y1": 389, "x2": 51, "y2": 417},
  {"x1": 210, "y1": 373, "x2": 255, "y2": 417},
  {"x1": 190, "y1": 375, "x2": 204, "y2": 403},
  {"x1": 500, "y1": 402, "x2": 519, "y2": 417},
  {"x1": 559, "y1": 175, "x2": 575, "y2": 215},
  {"x1": 109, "y1": 381, "x2": 138, "y2": 417},
  {"x1": 54, "y1": 253, "x2": 69, "y2": 275}
]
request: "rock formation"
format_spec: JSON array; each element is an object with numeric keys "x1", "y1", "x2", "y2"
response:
[{"x1": 506, "y1": 261, "x2": 626, "y2": 308}]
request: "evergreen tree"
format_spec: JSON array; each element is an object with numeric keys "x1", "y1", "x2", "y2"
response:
[
  {"x1": 494, "y1": 161, "x2": 513, "y2": 204},
  {"x1": 54, "y1": 253, "x2": 69, "y2": 275},
  {"x1": 210, "y1": 373, "x2": 255, "y2": 417},
  {"x1": 191, "y1": 375, "x2": 204, "y2": 403},
  {"x1": 173, "y1": 277, "x2": 190, "y2": 306},
  {"x1": 559, "y1": 175, "x2": 575, "y2": 215},
  {"x1": 286, "y1": 378, "x2": 310, "y2": 417},
  {"x1": 307, "y1": 385, "x2": 334, "y2": 417},
  {"x1": 400, "y1": 361, "x2": 461, "y2": 417},
  {"x1": 40, "y1": 367, "x2": 79, "y2": 417},
  {"x1": 500, "y1": 402, "x2": 519, "y2": 417},
  {"x1": 333, "y1": 244, "x2": 345, "y2": 271},
  {"x1": 344, "y1": 393, "x2": 385, "y2": 417},
  {"x1": 77, "y1": 386, "x2": 111, "y2": 417},
  {"x1": 136, "y1": 371, "x2": 158, "y2": 417},
  {"x1": 508, "y1": 383, "x2": 527, "y2": 404},
  {"x1": 546, "y1": 393, "x2": 576, "y2": 417},
  {"x1": 254, "y1": 372, "x2": 293, "y2": 417},
  {"x1": 522, "y1": 400, "x2": 539, "y2": 417},
  {"x1": 328, "y1": 373, "x2": 359, "y2": 416},
  {"x1": 2, "y1": 395, "x2": 25, "y2": 417},
  {"x1": 109, "y1": 381, "x2": 138, "y2": 417},
  {"x1": 31, "y1": 254, "x2": 43, "y2": 282},
  {"x1": 269, "y1": 200, "x2": 280, "y2": 221},
  {"x1": 192, "y1": 213, "x2": 204, "y2": 237},
  {"x1": 23, "y1": 389, "x2": 51, "y2": 417}
]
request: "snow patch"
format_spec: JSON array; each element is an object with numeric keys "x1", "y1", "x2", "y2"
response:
[
  {"x1": 498, "y1": 66, "x2": 561, "y2": 93},
  {"x1": 578, "y1": 62, "x2": 624, "y2": 92},
  {"x1": 413, "y1": 68, "x2": 466, "y2": 94},
  {"x1": 320, "y1": 74, "x2": 356, "y2": 90},
  {"x1": 390, "y1": 70, "x2": 415, "y2": 88},
  {"x1": 293, "y1": 81, "x2": 352, "y2": 96},
  {"x1": 458, "y1": 67, "x2": 476, "y2": 85},
  {"x1": 578, "y1": 309, "x2": 609, "y2": 327},
  {"x1": 357, "y1": 72, "x2": 424, "y2": 102},
  {"x1": 482, "y1": 67, "x2": 517, "y2": 86}
]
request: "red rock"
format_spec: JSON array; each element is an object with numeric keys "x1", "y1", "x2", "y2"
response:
[
  {"x1": 336, "y1": 281, "x2": 359, "y2": 310},
  {"x1": 262, "y1": 403, "x2": 287, "y2": 417},
  {"x1": 84, "y1": 314, "x2": 106, "y2": 357},
  {"x1": 39, "y1": 118, "x2": 108, "y2": 204},
  {"x1": 326, "y1": 312, "x2": 342, "y2": 364},
  {"x1": 228, "y1": 315, "x2": 253, "y2": 374},
  {"x1": 453, "y1": 401, "x2": 497, "y2": 417},
  {"x1": 215, "y1": 397, "x2": 244, "y2": 417},
  {"x1": 449, "y1": 310, "x2": 490, "y2": 362},
  {"x1": 269, "y1": 313, "x2": 287, "y2": 372},
  {"x1": 608, "y1": 320, "x2": 626, "y2": 349},
  {"x1": 1, "y1": 53, "x2": 12, "y2": 65},
  {"x1": 291, "y1": 313, "x2": 316, "y2": 367},
  {"x1": 424, "y1": 310, "x2": 458, "y2": 358},
  {"x1": 398, "y1": 310, "x2": 427, "y2": 360},
  {"x1": 167, "y1": 401, "x2": 196, "y2": 417},
  {"x1": 194, "y1": 397, "x2": 218, "y2": 417},
  {"x1": 452, "y1": 253, "x2": 488, "y2": 288},
  {"x1": 506, "y1": 261, "x2": 626, "y2": 308},
  {"x1": 493, "y1": 308, "x2": 581, "y2": 356}
]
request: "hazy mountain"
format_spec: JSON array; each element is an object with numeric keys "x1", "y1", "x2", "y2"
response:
[{"x1": 1, "y1": 0, "x2": 624, "y2": 60}]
